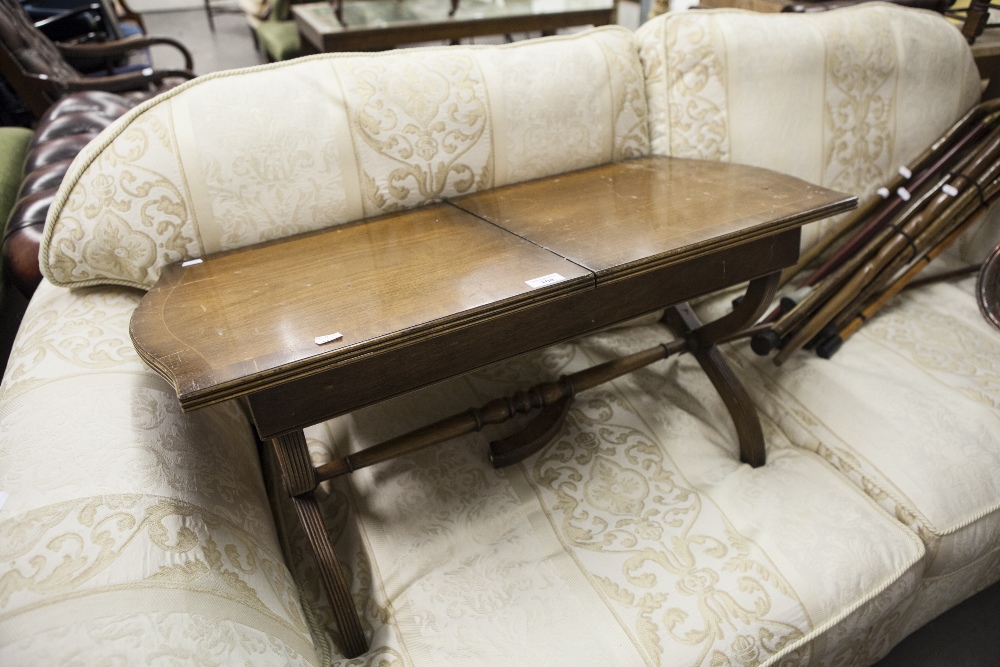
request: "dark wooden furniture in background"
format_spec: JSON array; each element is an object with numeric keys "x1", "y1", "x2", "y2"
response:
[
  {"x1": 978, "y1": 241, "x2": 1000, "y2": 330},
  {"x1": 292, "y1": 0, "x2": 615, "y2": 53},
  {"x1": 970, "y1": 30, "x2": 1000, "y2": 99},
  {"x1": 202, "y1": 0, "x2": 244, "y2": 32},
  {"x1": 130, "y1": 156, "x2": 854, "y2": 658},
  {"x1": 0, "y1": 0, "x2": 195, "y2": 118}
]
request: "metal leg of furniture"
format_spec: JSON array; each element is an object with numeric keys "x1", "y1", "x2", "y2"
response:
[
  {"x1": 203, "y1": 0, "x2": 215, "y2": 31},
  {"x1": 272, "y1": 431, "x2": 369, "y2": 658},
  {"x1": 663, "y1": 273, "x2": 780, "y2": 467}
]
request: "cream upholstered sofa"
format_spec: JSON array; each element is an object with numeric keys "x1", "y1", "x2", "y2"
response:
[{"x1": 3, "y1": 4, "x2": 999, "y2": 666}]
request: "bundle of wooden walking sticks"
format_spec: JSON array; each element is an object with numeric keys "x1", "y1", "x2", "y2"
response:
[{"x1": 747, "y1": 99, "x2": 1000, "y2": 364}]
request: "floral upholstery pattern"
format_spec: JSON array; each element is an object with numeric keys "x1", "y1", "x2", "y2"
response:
[
  {"x1": 635, "y1": 4, "x2": 980, "y2": 252},
  {"x1": 702, "y1": 276, "x2": 1000, "y2": 584},
  {"x1": 0, "y1": 281, "x2": 319, "y2": 666},
  {"x1": 4, "y1": 4, "x2": 996, "y2": 666},
  {"x1": 273, "y1": 322, "x2": 926, "y2": 666},
  {"x1": 39, "y1": 27, "x2": 648, "y2": 290}
]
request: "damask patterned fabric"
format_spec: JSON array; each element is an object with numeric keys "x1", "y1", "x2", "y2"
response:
[
  {"x1": 0, "y1": 280, "x2": 320, "y2": 666},
  {"x1": 272, "y1": 323, "x2": 927, "y2": 666},
  {"x1": 697, "y1": 275, "x2": 1000, "y2": 588},
  {"x1": 9, "y1": 5, "x2": 996, "y2": 666},
  {"x1": 635, "y1": 3, "x2": 981, "y2": 252},
  {"x1": 38, "y1": 26, "x2": 649, "y2": 290}
]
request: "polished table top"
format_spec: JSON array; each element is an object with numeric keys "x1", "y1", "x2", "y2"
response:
[
  {"x1": 130, "y1": 157, "x2": 854, "y2": 422},
  {"x1": 454, "y1": 158, "x2": 847, "y2": 281}
]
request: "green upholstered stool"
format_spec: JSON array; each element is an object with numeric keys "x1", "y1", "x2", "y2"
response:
[
  {"x1": 0, "y1": 127, "x2": 31, "y2": 222},
  {"x1": 0, "y1": 126, "x2": 33, "y2": 369},
  {"x1": 254, "y1": 0, "x2": 299, "y2": 61},
  {"x1": 256, "y1": 19, "x2": 299, "y2": 61},
  {"x1": 0, "y1": 128, "x2": 33, "y2": 280}
]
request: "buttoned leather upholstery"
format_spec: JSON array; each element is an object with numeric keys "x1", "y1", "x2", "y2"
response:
[{"x1": 2, "y1": 91, "x2": 135, "y2": 297}]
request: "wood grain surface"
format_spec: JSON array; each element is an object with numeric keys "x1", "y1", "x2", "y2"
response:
[
  {"x1": 246, "y1": 231, "x2": 800, "y2": 438},
  {"x1": 131, "y1": 203, "x2": 590, "y2": 409},
  {"x1": 452, "y1": 157, "x2": 853, "y2": 283},
  {"x1": 131, "y1": 157, "x2": 855, "y2": 424}
]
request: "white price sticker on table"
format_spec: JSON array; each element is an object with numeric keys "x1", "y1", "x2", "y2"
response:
[{"x1": 525, "y1": 273, "x2": 566, "y2": 288}]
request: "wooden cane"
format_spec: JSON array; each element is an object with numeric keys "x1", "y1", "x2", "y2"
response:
[
  {"x1": 903, "y1": 264, "x2": 982, "y2": 291},
  {"x1": 774, "y1": 187, "x2": 987, "y2": 364},
  {"x1": 759, "y1": 105, "x2": 1000, "y2": 332},
  {"x1": 817, "y1": 201, "x2": 992, "y2": 357},
  {"x1": 766, "y1": 122, "x2": 1000, "y2": 353},
  {"x1": 772, "y1": 127, "x2": 1000, "y2": 365},
  {"x1": 825, "y1": 184, "x2": 990, "y2": 338},
  {"x1": 755, "y1": 180, "x2": 947, "y2": 355},
  {"x1": 773, "y1": 102, "x2": 1000, "y2": 294},
  {"x1": 828, "y1": 152, "x2": 1000, "y2": 337},
  {"x1": 805, "y1": 118, "x2": 995, "y2": 285}
]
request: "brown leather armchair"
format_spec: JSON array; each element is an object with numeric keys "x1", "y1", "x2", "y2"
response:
[
  {"x1": 0, "y1": 0, "x2": 196, "y2": 119},
  {"x1": 3, "y1": 90, "x2": 136, "y2": 298}
]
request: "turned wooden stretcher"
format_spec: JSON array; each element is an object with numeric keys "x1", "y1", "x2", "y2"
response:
[{"x1": 130, "y1": 156, "x2": 854, "y2": 657}]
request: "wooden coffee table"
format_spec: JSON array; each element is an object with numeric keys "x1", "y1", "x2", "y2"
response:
[
  {"x1": 130, "y1": 156, "x2": 854, "y2": 657},
  {"x1": 293, "y1": 0, "x2": 616, "y2": 53}
]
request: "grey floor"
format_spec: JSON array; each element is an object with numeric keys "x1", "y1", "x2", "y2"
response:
[
  {"x1": 143, "y1": 7, "x2": 265, "y2": 74},
  {"x1": 874, "y1": 581, "x2": 1000, "y2": 666},
  {"x1": 140, "y1": 7, "x2": 1000, "y2": 666},
  {"x1": 143, "y1": 1, "x2": 642, "y2": 75}
]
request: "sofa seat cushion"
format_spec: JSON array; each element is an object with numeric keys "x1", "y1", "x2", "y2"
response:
[
  {"x1": 270, "y1": 322, "x2": 927, "y2": 666},
  {"x1": 39, "y1": 26, "x2": 649, "y2": 291},
  {"x1": 635, "y1": 4, "x2": 980, "y2": 255},
  {"x1": 0, "y1": 281, "x2": 320, "y2": 666},
  {"x1": 697, "y1": 276, "x2": 1000, "y2": 591}
]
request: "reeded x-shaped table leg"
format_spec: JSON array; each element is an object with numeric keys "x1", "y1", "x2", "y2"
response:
[
  {"x1": 662, "y1": 273, "x2": 779, "y2": 468},
  {"x1": 489, "y1": 273, "x2": 779, "y2": 468}
]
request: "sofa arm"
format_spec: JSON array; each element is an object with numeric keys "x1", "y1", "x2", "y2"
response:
[{"x1": 0, "y1": 281, "x2": 320, "y2": 665}]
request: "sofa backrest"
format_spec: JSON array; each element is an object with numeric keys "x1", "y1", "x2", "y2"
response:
[
  {"x1": 635, "y1": 3, "x2": 981, "y2": 250},
  {"x1": 40, "y1": 5, "x2": 980, "y2": 291},
  {"x1": 39, "y1": 26, "x2": 649, "y2": 290}
]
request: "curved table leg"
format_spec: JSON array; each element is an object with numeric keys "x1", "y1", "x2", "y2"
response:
[
  {"x1": 663, "y1": 273, "x2": 780, "y2": 467},
  {"x1": 272, "y1": 431, "x2": 369, "y2": 658},
  {"x1": 691, "y1": 272, "x2": 781, "y2": 346}
]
